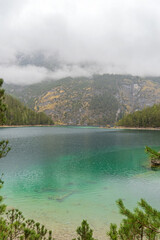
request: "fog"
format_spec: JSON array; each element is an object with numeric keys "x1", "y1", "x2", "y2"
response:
[{"x1": 1, "y1": 0, "x2": 160, "y2": 84}]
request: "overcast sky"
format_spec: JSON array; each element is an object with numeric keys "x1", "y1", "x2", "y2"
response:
[{"x1": 1, "y1": 0, "x2": 160, "y2": 85}]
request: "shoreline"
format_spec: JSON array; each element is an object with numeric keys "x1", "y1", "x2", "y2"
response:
[
  {"x1": 0, "y1": 125, "x2": 160, "y2": 131},
  {"x1": 0, "y1": 124, "x2": 55, "y2": 128},
  {"x1": 113, "y1": 126, "x2": 160, "y2": 131}
]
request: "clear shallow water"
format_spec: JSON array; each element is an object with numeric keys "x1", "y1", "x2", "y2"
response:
[{"x1": 0, "y1": 127, "x2": 160, "y2": 239}]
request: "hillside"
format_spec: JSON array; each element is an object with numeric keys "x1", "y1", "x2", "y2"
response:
[
  {"x1": 117, "y1": 103, "x2": 160, "y2": 128},
  {"x1": 4, "y1": 94, "x2": 53, "y2": 125},
  {"x1": 4, "y1": 74, "x2": 160, "y2": 126}
]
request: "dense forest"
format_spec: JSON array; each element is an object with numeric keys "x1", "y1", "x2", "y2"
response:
[
  {"x1": 117, "y1": 103, "x2": 160, "y2": 127},
  {"x1": 4, "y1": 94, "x2": 53, "y2": 125}
]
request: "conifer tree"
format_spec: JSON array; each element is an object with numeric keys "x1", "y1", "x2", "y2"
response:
[
  {"x1": 145, "y1": 146, "x2": 160, "y2": 160},
  {"x1": 73, "y1": 220, "x2": 97, "y2": 240},
  {"x1": 0, "y1": 78, "x2": 6, "y2": 125},
  {"x1": 107, "y1": 199, "x2": 160, "y2": 240}
]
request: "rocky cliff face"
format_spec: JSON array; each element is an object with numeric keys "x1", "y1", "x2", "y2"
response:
[
  {"x1": 4, "y1": 74, "x2": 160, "y2": 126},
  {"x1": 117, "y1": 78, "x2": 160, "y2": 112}
]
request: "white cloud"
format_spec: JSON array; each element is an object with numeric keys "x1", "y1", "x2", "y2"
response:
[
  {"x1": 0, "y1": 64, "x2": 101, "y2": 85},
  {"x1": 1, "y1": 0, "x2": 160, "y2": 84},
  {"x1": 0, "y1": 65, "x2": 50, "y2": 85}
]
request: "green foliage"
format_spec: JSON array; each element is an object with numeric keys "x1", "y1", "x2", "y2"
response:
[
  {"x1": 5, "y1": 94, "x2": 53, "y2": 125},
  {"x1": 0, "y1": 208, "x2": 54, "y2": 239},
  {"x1": 117, "y1": 104, "x2": 160, "y2": 128},
  {"x1": 107, "y1": 224, "x2": 118, "y2": 240},
  {"x1": 0, "y1": 140, "x2": 11, "y2": 158},
  {"x1": 145, "y1": 146, "x2": 160, "y2": 160},
  {"x1": 0, "y1": 78, "x2": 7, "y2": 125},
  {"x1": 107, "y1": 199, "x2": 160, "y2": 240},
  {"x1": 73, "y1": 220, "x2": 96, "y2": 240},
  {"x1": 89, "y1": 92, "x2": 119, "y2": 125},
  {"x1": 3, "y1": 209, "x2": 53, "y2": 240}
]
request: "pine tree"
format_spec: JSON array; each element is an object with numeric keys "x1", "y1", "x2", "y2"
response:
[
  {"x1": 145, "y1": 146, "x2": 160, "y2": 160},
  {"x1": 0, "y1": 79, "x2": 6, "y2": 125},
  {"x1": 73, "y1": 220, "x2": 97, "y2": 240},
  {"x1": 107, "y1": 199, "x2": 160, "y2": 240}
]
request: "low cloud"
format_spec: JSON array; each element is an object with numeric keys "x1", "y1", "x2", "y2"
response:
[
  {"x1": 0, "y1": 63, "x2": 101, "y2": 85},
  {"x1": 1, "y1": 0, "x2": 160, "y2": 84},
  {"x1": 0, "y1": 65, "x2": 50, "y2": 85}
]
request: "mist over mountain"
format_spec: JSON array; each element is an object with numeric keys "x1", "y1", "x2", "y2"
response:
[
  {"x1": 14, "y1": 52, "x2": 101, "y2": 83},
  {"x1": 16, "y1": 52, "x2": 61, "y2": 71},
  {"x1": 1, "y1": 0, "x2": 160, "y2": 85}
]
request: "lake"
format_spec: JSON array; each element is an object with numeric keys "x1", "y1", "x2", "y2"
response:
[{"x1": 0, "y1": 127, "x2": 160, "y2": 239}]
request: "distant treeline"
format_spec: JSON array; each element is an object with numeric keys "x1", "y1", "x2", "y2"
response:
[
  {"x1": 117, "y1": 104, "x2": 160, "y2": 128},
  {"x1": 5, "y1": 94, "x2": 53, "y2": 125}
]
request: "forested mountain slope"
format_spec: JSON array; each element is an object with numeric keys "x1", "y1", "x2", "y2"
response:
[
  {"x1": 117, "y1": 104, "x2": 160, "y2": 128},
  {"x1": 4, "y1": 74, "x2": 160, "y2": 126},
  {"x1": 4, "y1": 94, "x2": 53, "y2": 125}
]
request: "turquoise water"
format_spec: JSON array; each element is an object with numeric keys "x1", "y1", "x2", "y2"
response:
[{"x1": 0, "y1": 127, "x2": 160, "y2": 239}]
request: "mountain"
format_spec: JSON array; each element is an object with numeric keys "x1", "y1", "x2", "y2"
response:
[
  {"x1": 4, "y1": 94, "x2": 53, "y2": 125},
  {"x1": 4, "y1": 74, "x2": 160, "y2": 126}
]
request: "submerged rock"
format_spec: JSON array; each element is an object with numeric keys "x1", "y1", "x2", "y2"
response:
[
  {"x1": 48, "y1": 191, "x2": 76, "y2": 202},
  {"x1": 151, "y1": 159, "x2": 160, "y2": 168}
]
